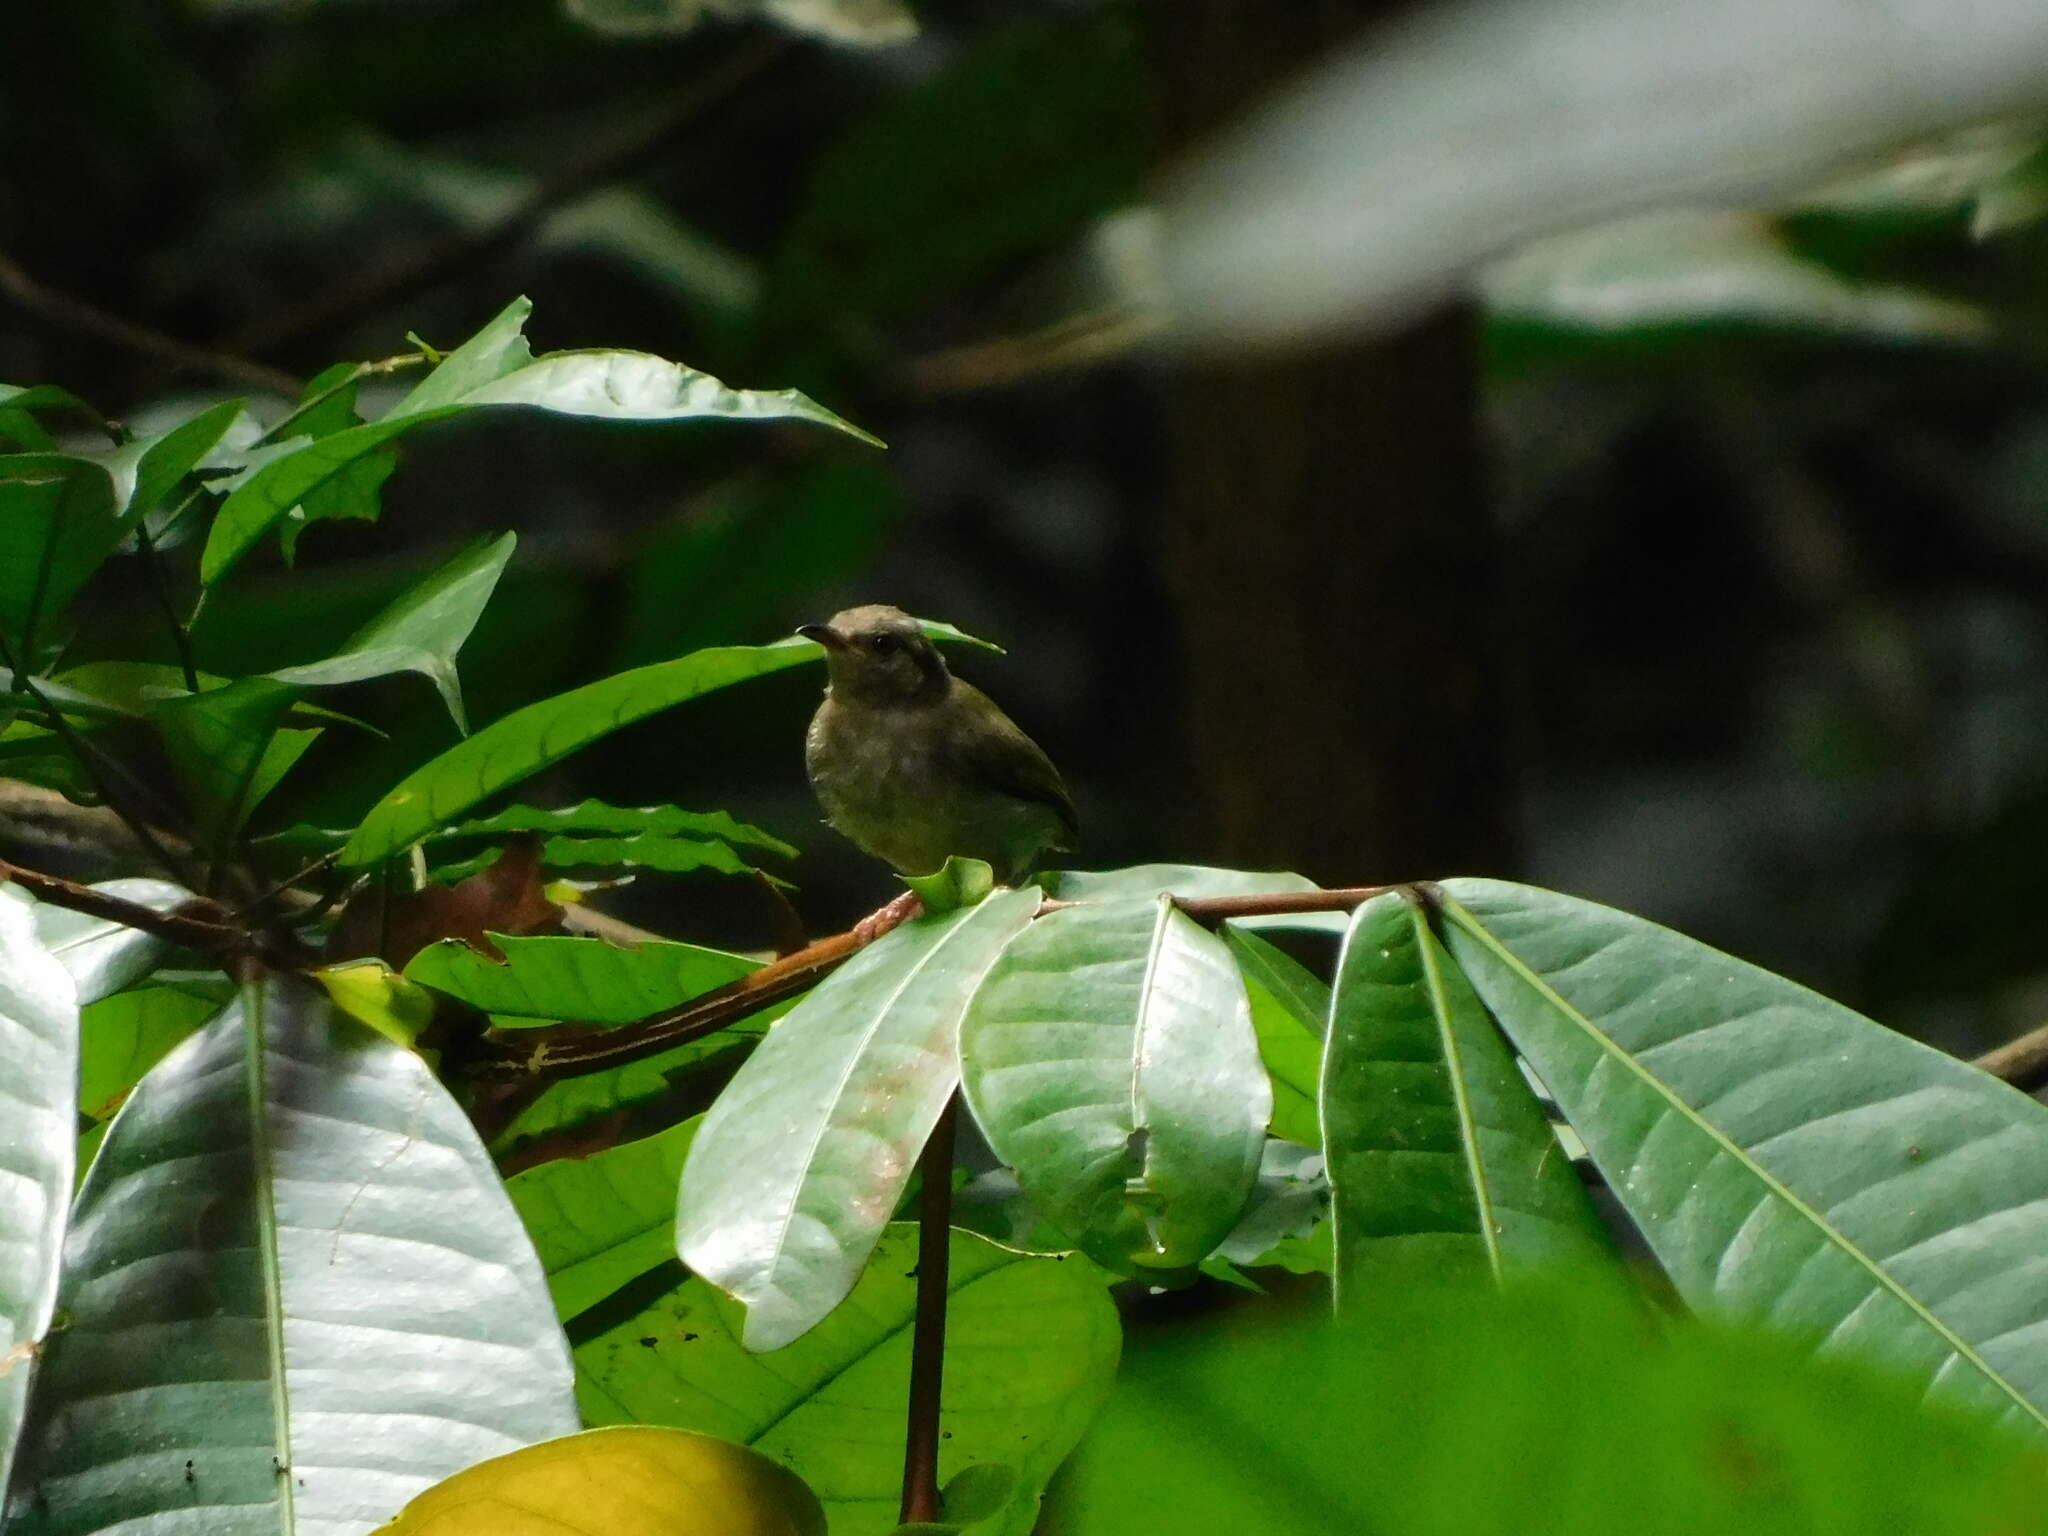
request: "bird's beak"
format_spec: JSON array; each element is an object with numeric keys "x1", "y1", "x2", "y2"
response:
[{"x1": 797, "y1": 623, "x2": 848, "y2": 652}]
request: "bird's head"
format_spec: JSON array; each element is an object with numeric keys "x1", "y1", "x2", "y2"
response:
[{"x1": 798, "y1": 605, "x2": 950, "y2": 705}]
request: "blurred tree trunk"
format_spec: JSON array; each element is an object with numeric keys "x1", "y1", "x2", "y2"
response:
[{"x1": 1152, "y1": 1, "x2": 1517, "y2": 885}]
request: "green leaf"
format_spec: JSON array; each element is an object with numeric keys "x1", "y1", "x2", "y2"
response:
[
  {"x1": 429, "y1": 833, "x2": 768, "y2": 886},
  {"x1": 118, "y1": 399, "x2": 246, "y2": 522},
  {"x1": 1222, "y1": 925, "x2": 1328, "y2": 1147},
  {"x1": 269, "y1": 532, "x2": 516, "y2": 731},
  {"x1": 1209, "y1": 1140, "x2": 1329, "y2": 1273},
  {"x1": 578, "y1": 1225, "x2": 1120, "y2": 1536},
  {"x1": 28, "y1": 876, "x2": 193, "y2": 1005},
  {"x1": 564, "y1": 0, "x2": 916, "y2": 46},
  {"x1": 339, "y1": 637, "x2": 823, "y2": 866},
  {"x1": 0, "y1": 887, "x2": 80, "y2": 1495},
  {"x1": 74, "y1": 984, "x2": 217, "y2": 1120},
  {"x1": 311, "y1": 960, "x2": 438, "y2": 1048},
  {"x1": 13, "y1": 974, "x2": 579, "y2": 1532},
  {"x1": 1062, "y1": 1269, "x2": 2048, "y2": 1536},
  {"x1": 677, "y1": 889, "x2": 1039, "y2": 1351},
  {"x1": 1039, "y1": 863, "x2": 1345, "y2": 933},
  {"x1": 1438, "y1": 877, "x2": 2048, "y2": 1439},
  {"x1": 0, "y1": 454, "x2": 121, "y2": 645},
  {"x1": 154, "y1": 677, "x2": 305, "y2": 847},
  {"x1": 901, "y1": 855, "x2": 996, "y2": 914},
  {"x1": 443, "y1": 799, "x2": 796, "y2": 859},
  {"x1": 1322, "y1": 892, "x2": 1613, "y2": 1306},
  {"x1": 407, "y1": 933, "x2": 758, "y2": 1024},
  {"x1": 203, "y1": 297, "x2": 878, "y2": 585},
  {"x1": 369, "y1": 1425, "x2": 825, "y2": 1536},
  {"x1": 960, "y1": 895, "x2": 1269, "y2": 1272},
  {"x1": 509, "y1": 1117, "x2": 703, "y2": 1322}
]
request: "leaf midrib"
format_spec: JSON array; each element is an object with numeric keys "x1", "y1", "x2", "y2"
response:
[
  {"x1": 242, "y1": 979, "x2": 298, "y2": 1532},
  {"x1": 1412, "y1": 908, "x2": 1503, "y2": 1284},
  {"x1": 754, "y1": 902, "x2": 999, "y2": 1296},
  {"x1": 1442, "y1": 895, "x2": 2048, "y2": 1435}
]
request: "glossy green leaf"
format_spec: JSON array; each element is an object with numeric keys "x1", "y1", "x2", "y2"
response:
[
  {"x1": 444, "y1": 800, "x2": 795, "y2": 859},
  {"x1": 509, "y1": 1117, "x2": 703, "y2": 1322},
  {"x1": 1323, "y1": 892, "x2": 1612, "y2": 1306},
  {"x1": 0, "y1": 455, "x2": 121, "y2": 643},
  {"x1": 340, "y1": 637, "x2": 825, "y2": 866},
  {"x1": 74, "y1": 985, "x2": 218, "y2": 1120},
  {"x1": 12, "y1": 973, "x2": 579, "y2": 1534},
  {"x1": 269, "y1": 533, "x2": 515, "y2": 731},
  {"x1": 1223, "y1": 925, "x2": 1328, "y2": 1147},
  {"x1": 154, "y1": 677, "x2": 305, "y2": 846},
  {"x1": 1439, "y1": 877, "x2": 2048, "y2": 1439},
  {"x1": 29, "y1": 877, "x2": 193, "y2": 1005},
  {"x1": 960, "y1": 896, "x2": 1269, "y2": 1272},
  {"x1": 1063, "y1": 1270, "x2": 2048, "y2": 1536},
  {"x1": 0, "y1": 886, "x2": 81, "y2": 1496},
  {"x1": 678, "y1": 889, "x2": 1039, "y2": 1351},
  {"x1": 1039, "y1": 864, "x2": 1344, "y2": 933},
  {"x1": 578, "y1": 1225, "x2": 1119, "y2": 1536},
  {"x1": 369, "y1": 1425, "x2": 825, "y2": 1536},
  {"x1": 407, "y1": 933, "x2": 757, "y2": 1024},
  {"x1": 203, "y1": 297, "x2": 876, "y2": 585}
]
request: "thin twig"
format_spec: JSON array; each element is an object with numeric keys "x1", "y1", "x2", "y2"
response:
[
  {"x1": 900, "y1": 1095, "x2": 959, "y2": 1526},
  {"x1": 476, "y1": 885, "x2": 1401, "y2": 1084},
  {"x1": 216, "y1": 36, "x2": 789, "y2": 359},
  {"x1": 0, "y1": 856, "x2": 244, "y2": 952},
  {"x1": 0, "y1": 634, "x2": 201, "y2": 888},
  {"x1": 0, "y1": 250, "x2": 302, "y2": 397},
  {"x1": 1973, "y1": 1025, "x2": 2048, "y2": 1093},
  {"x1": 131, "y1": 519, "x2": 201, "y2": 692}
]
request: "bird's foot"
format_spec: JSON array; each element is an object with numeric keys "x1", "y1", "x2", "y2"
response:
[{"x1": 852, "y1": 889, "x2": 924, "y2": 946}]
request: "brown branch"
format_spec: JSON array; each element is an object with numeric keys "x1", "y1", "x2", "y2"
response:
[
  {"x1": 476, "y1": 883, "x2": 1402, "y2": 1085},
  {"x1": 216, "y1": 35, "x2": 789, "y2": 360},
  {"x1": 0, "y1": 251, "x2": 302, "y2": 397},
  {"x1": 483, "y1": 925, "x2": 871, "y2": 1081},
  {"x1": 900, "y1": 1095, "x2": 959, "y2": 1526},
  {"x1": 1973, "y1": 1025, "x2": 2048, "y2": 1093},
  {"x1": 0, "y1": 857, "x2": 247, "y2": 953}
]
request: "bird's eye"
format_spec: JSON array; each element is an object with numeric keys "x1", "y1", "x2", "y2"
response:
[{"x1": 868, "y1": 633, "x2": 899, "y2": 654}]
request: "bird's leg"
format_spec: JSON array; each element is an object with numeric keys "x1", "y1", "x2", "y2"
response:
[{"x1": 853, "y1": 888, "x2": 924, "y2": 946}]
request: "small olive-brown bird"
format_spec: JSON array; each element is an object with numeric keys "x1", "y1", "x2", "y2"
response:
[{"x1": 799, "y1": 605, "x2": 1077, "y2": 882}]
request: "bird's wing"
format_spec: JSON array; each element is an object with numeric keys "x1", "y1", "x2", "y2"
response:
[{"x1": 948, "y1": 684, "x2": 1080, "y2": 848}]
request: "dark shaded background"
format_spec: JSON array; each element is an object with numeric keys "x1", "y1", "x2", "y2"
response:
[{"x1": 7, "y1": 0, "x2": 2048, "y2": 1060}]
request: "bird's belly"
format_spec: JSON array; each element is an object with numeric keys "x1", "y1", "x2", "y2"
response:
[{"x1": 807, "y1": 730, "x2": 1056, "y2": 880}]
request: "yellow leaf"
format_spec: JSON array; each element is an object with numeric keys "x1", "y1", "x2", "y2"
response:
[
  {"x1": 374, "y1": 1426, "x2": 826, "y2": 1536},
  {"x1": 313, "y1": 959, "x2": 436, "y2": 1048}
]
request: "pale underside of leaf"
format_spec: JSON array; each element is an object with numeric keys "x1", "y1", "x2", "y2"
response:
[
  {"x1": 13, "y1": 974, "x2": 578, "y2": 1536},
  {"x1": 677, "y1": 889, "x2": 1039, "y2": 1352}
]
